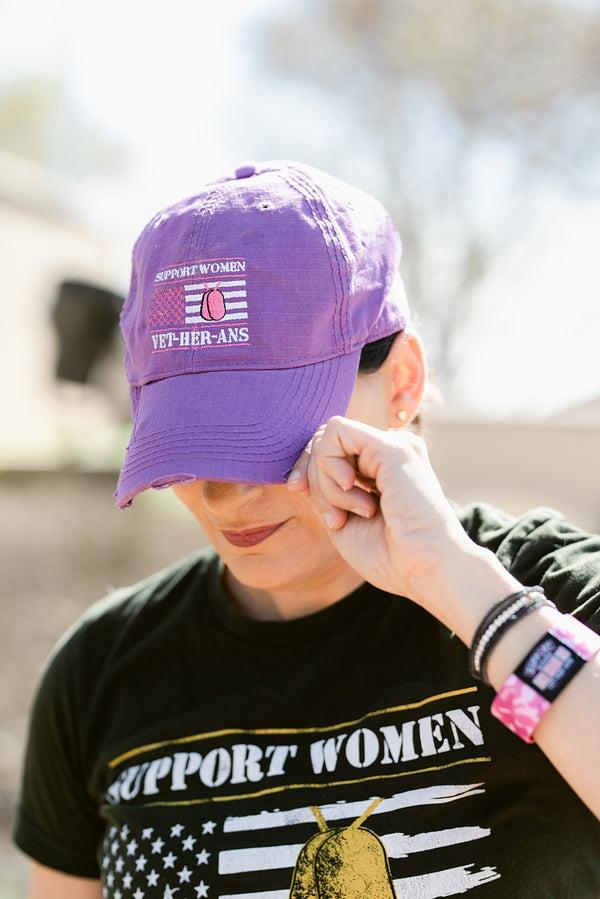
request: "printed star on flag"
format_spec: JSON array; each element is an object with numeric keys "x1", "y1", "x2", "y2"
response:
[
  {"x1": 102, "y1": 818, "x2": 216, "y2": 897},
  {"x1": 151, "y1": 836, "x2": 165, "y2": 854},
  {"x1": 178, "y1": 866, "x2": 192, "y2": 883},
  {"x1": 163, "y1": 851, "x2": 177, "y2": 869}
]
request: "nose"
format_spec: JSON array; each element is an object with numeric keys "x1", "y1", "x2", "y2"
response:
[{"x1": 201, "y1": 481, "x2": 265, "y2": 512}]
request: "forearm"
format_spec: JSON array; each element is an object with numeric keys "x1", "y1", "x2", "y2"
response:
[
  {"x1": 487, "y1": 602, "x2": 600, "y2": 818},
  {"x1": 30, "y1": 861, "x2": 102, "y2": 899},
  {"x1": 418, "y1": 544, "x2": 600, "y2": 819}
]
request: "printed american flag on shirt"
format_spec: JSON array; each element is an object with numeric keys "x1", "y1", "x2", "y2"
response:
[
  {"x1": 99, "y1": 784, "x2": 501, "y2": 899},
  {"x1": 101, "y1": 821, "x2": 214, "y2": 899}
]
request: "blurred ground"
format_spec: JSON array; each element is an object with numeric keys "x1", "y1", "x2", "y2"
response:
[{"x1": 0, "y1": 471, "x2": 206, "y2": 896}]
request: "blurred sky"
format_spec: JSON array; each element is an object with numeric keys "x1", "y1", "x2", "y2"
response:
[
  {"x1": 1, "y1": 0, "x2": 599, "y2": 419},
  {"x1": 0, "y1": 0, "x2": 276, "y2": 226}
]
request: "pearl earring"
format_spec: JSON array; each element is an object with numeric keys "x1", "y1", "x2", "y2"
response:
[{"x1": 396, "y1": 410, "x2": 407, "y2": 422}]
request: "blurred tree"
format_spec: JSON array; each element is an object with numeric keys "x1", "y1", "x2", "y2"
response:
[
  {"x1": 0, "y1": 78, "x2": 57, "y2": 163},
  {"x1": 0, "y1": 74, "x2": 128, "y2": 180},
  {"x1": 260, "y1": 0, "x2": 600, "y2": 393}
]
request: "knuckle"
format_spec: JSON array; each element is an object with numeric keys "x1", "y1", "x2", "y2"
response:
[
  {"x1": 394, "y1": 430, "x2": 426, "y2": 454},
  {"x1": 407, "y1": 431, "x2": 426, "y2": 450}
]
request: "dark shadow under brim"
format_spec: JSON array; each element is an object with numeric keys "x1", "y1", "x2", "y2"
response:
[{"x1": 114, "y1": 353, "x2": 361, "y2": 508}]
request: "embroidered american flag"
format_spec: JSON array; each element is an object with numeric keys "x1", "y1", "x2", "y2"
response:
[{"x1": 148, "y1": 286, "x2": 186, "y2": 329}]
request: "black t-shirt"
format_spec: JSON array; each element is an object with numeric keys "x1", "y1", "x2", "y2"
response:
[{"x1": 14, "y1": 504, "x2": 600, "y2": 897}]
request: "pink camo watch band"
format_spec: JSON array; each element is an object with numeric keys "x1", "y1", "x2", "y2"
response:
[{"x1": 490, "y1": 614, "x2": 600, "y2": 743}]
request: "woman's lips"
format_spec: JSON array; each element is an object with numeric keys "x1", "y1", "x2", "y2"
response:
[{"x1": 221, "y1": 522, "x2": 288, "y2": 547}]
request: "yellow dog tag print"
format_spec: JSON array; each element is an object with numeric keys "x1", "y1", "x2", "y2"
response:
[{"x1": 289, "y1": 797, "x2": 398, "y2": 898}]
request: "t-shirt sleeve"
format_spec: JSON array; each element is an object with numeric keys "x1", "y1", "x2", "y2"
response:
[
  {"x1": 457, "y1": 502, "x2": 600, "y2": 632},
  {"x1": 12, "y1": 556, "x2": 206, "y2": 878},
  {"x1": 13, "y1": 626, "x2": 103, "y2": 878}
]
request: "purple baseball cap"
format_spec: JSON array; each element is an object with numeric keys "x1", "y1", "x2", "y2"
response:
[{"x1": 114, "y1": 160, "x2": 409, "y2": 508}]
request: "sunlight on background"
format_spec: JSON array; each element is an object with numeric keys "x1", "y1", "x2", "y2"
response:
[
  {"x1": 1, "y1": 0, "x2": 599, "y2": 441},
  {"x1": 0, "y1": 0, "x2": 263, "y2": 234}
]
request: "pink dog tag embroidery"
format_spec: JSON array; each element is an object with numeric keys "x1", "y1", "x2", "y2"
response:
[{"x1": 201, "y1": 283, "x2": 226, "y2": 321}]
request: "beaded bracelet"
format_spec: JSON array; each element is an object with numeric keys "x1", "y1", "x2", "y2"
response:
[
  {"x1": 468, "y1": 587, "x2": 553, "y2": 685},
  {"x1": 491, "y1": 613, "x2": 600, "y2": 743}
]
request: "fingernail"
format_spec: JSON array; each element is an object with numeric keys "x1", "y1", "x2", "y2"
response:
[
  {"x1": 323, "y1": 512, "x2": 337, "y2": 529},
  {"x1": 352, "y1": 507, "x2": 371, "y2": 519},
  {"x1": 286, "y1": 470, "x2": 302, "y2": 487}
]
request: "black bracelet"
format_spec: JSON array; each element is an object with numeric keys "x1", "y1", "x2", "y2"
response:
[
  {"x1": 479, "y1": 591, "x2": 552, "y2": 685},
  {"x1": 468, "y1": 586, "x2": 554, "y2": 685}
]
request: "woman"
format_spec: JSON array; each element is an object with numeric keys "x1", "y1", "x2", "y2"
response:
[{"x1": 15, "y1": 161, "x2": 600, "y2": 898}]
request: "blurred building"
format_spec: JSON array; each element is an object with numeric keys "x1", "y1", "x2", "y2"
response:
[
  {"x1": 428, "y1": 399, "x2": 600, "y2": 533},
  {"x1": 0, "y1": 151, "x2": 128, "y2": 472}
]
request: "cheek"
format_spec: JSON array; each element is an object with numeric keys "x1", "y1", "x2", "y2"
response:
[
  {"x1": 172, "y1": 484, "x2": 208, "y2": 522},
  {"x1": 345, "y1": 387, "x2": 389, "y2": 429},
  {"x1": 283, "y1": 511, "x2": 336, "y2": 561}
]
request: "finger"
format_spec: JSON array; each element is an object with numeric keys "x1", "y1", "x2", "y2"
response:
[
  {"x1": 311, "y1": 480, "x2": 377, "y2": 529},
  {"x1": 310, "y1": 459, "x2": 378, "y2": 517},
  {"x1": 304, "y1": 437, "x2": 378, "y2": 528},
  {"x1": 286, "y1": 462, "x2": 309, "y2": 493},
  {"x1": 286, "y1": 428, "x2": 325, "y2": 493},
  {"x1": 313, "y1": 418, "x2": 383, "y2": 490},
  {"x1": 316, "y1": 450, "x2": 358, "y2": 493}
]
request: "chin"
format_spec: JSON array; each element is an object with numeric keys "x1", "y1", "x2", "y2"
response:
[{"x1": 225, "y1": 553, "x2": 302, "y2": 590}]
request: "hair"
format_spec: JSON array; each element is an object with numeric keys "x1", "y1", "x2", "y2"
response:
[{"x1": 358, "y1": 332, "x2": 399, "y2": 374}]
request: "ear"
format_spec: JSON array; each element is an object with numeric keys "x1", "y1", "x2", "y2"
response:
[{"x1": 384, "y1": 330, "x2": 426, "y2": 429}]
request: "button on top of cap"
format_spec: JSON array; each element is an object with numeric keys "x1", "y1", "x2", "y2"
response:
[{"x1": 234, "y1": 162, "x2": 257, "y2": 179}]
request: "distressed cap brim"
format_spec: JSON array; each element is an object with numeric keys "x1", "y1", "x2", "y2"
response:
[{"x1": 114, "y1": 350, "x2": 360, "y2": 509}]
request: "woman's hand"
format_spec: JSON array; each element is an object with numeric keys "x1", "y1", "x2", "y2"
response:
[{"x1": 287, "y1": 416, "x2": 519, "y2": 639}]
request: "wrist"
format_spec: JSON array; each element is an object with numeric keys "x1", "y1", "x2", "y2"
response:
[
  {"x1": 485, "y1": 603, "x2": 563, "y2": 690},
  {"x1": 409, "y1": 541, "x2": 522, "y2": 646},
  {"x1": 468, "y1": 586, "x2": 551, "y2": 684}
]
